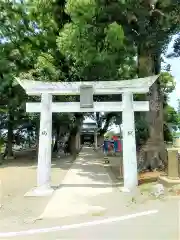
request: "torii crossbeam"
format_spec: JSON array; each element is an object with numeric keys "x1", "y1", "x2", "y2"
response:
[{"x1": 16, "y1": 75, "x2": 159, "y2": 196}]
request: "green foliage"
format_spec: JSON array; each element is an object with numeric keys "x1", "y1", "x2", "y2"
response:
[
  {"x1": 164, "y1": 105, "x2": 180, "y2": 131},
  {"x1": 135, "y1": 103, "x2": 180, "y2": 144},
  {"x1": 177, "y1": 99, "x2": 180, "y2": 114},
  {"x1": 135, "y1": 117, "x2": 149, "y2": 147},
  {"x1": 162, "y1": 104, "x2": 180, "y2": 142},
  {"x1": 172, "y1": 35, "x2": 180, "y2": 57},
  {"x1": 65, "y1": 0, "x2": 97, "y2": 22},
  {"x1": 57, "y1": 0, "x2": 136, "y2": 81},
  {"x1": 105, "y1": 22, "x2": 124, "y2": 50},
  {"x1": 159, "y1": 71, "x2": 176, "y2": 94},
  {"x1": 0, "y1": 0, "x2": 179, "y2": 153}
]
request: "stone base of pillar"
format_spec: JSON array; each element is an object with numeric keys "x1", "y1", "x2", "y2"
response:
[
  {"x1": 158, "y1": 176, "x2": 180, "y2": 188},
  {"x1": 120, "y1": 187, "x2": 131, "y2": 193},
  {"x1": 24, "y1": 186, "x2": 54, "y2": 197}
]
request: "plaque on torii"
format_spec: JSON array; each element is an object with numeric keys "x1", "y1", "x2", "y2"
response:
[
  {"x1": 16, "y1": 75, "x2": 159, "y2": 196},
  {"x1": 80, "y1": 85, "x2": 94, "y2": 109}
]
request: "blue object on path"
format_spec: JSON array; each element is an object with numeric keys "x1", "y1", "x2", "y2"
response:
[
  {"x1": 103, "y1": 140, "x2": 109, "y2": 153},
  {"x1": 114, "y1": 140, "x2": 118, "y2": 152}
]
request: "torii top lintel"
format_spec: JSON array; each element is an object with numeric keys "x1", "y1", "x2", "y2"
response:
[{"x1": 15, "y1": 75, "x2": 159, "y2": 95}]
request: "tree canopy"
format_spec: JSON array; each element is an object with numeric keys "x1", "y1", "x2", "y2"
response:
[{"x1": 0, "y1": 0, "x2": 179, "y2": 165}]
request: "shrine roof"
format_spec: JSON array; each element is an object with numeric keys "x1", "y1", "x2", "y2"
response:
[{"x1": 15, "y1": 75, "x2": 159, "y2": 95}]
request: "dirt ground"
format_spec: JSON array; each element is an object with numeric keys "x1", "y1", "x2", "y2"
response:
[
  {"x1": 0, "y1": 148, "x2": 179, "y2": 234},
  {"x1": 0, "y1": 149, "x2": 74, "y2": 231}
]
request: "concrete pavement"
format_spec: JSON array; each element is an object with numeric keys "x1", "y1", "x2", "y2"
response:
[
  {"x1": 40, "y1": 147, "x2": 116, "y2": 219},
  {"x1": 1, "y1": 200, "x2": 179, "y2": 239},
  {"x1": 0, "y1": 147, "x2": 180, "y2": 239}
]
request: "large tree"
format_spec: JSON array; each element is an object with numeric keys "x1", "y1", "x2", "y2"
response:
[
  {"x1": 57, "y1": 0, "x2": 180, "y2": 167},
  {"x1": 0, "y1": 0, "x2": 34, "y2": 158},
  {"x1": 57, "y1": 0, "x2": 136, "y2": 81},
  {"x1": 122, "y1": 0, "x2": 180, "y2": 167},
  {"x1": 1, "y1": 0, "x2": 180, "y2": 162},
  {"x1": 95, "y1": 0, "x2": 180, "y2": 167},
  {"x1": 56, "y1": 0, "x2": 137, "y2": 140},
  {"x1": 18, "y1": 0, "x2": 84, "y2": 155}
]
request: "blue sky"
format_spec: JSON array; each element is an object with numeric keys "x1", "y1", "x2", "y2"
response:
[{"x1": 166, "y1": 36, "x2": 180, "y2": 109}]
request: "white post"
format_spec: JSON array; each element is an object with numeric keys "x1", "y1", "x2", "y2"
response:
[
  {"x1": 37, "y1": 93, "x2": 53, "y2": 193},
  {"x1": 94, "y1": 132, "x2": 98, "y2": 149},
  {"x1": 25, "y1": 93, "x2": 54, "y2": 196},
  {"x1": 122, "y1": 92, "x2": 138, "y2": 192}
]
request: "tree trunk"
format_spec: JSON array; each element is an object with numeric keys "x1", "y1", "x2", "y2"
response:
[
  {"x1": 67, "y1": 113, "x2": 83, "y2": 158},
  {"x1": 98, "y1": 113, "x2": 114, "y2": 137},
  {"x1": 137, "y1": 46, "x2": 166, "y2": 171},
  {"x1": 53, "y1": 127, "x2": 60, "y2": 152},
  {"x1": 67, "y1": 129, "x2": 77, "y2": 159},
  {"x1": 4, "y1": 107, "x2": 14, "y2": 159},
  {"x1": 97, "y1": 135, "x2": 104, "y2": 146}
]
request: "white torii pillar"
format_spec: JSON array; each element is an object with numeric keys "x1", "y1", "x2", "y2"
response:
[
  {"x1": 16, "y1": 75, "x2": 158, "y2": 196},
  {"x1": 25, "y1": 93, "x2": 54, "y2": 196},
  {"x1": 25, "y1": 100, "x2": 148, "y2": 194},
  {"x1": 122, "y1": 92, "x2": 138, "y2": 192}
]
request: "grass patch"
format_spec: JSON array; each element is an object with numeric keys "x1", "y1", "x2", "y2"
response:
[{"x1": 139, "y1": 182, "x2": 157, "y2": 193}]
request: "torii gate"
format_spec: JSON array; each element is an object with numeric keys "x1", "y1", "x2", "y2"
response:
[{"x1": 16, "y1": 75, "x2": 158, "y2": 196}]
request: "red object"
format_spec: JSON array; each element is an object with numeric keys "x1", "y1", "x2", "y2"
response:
[
  {"x1": 118, "y1": 140, "x2": 122, "y2": 152},
  {"x1": 112, "y1": 136, "x2": 118, "y2": 140},
  {"x1": 108, "y1": 143, "x2": 113, "y2": 151}
]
